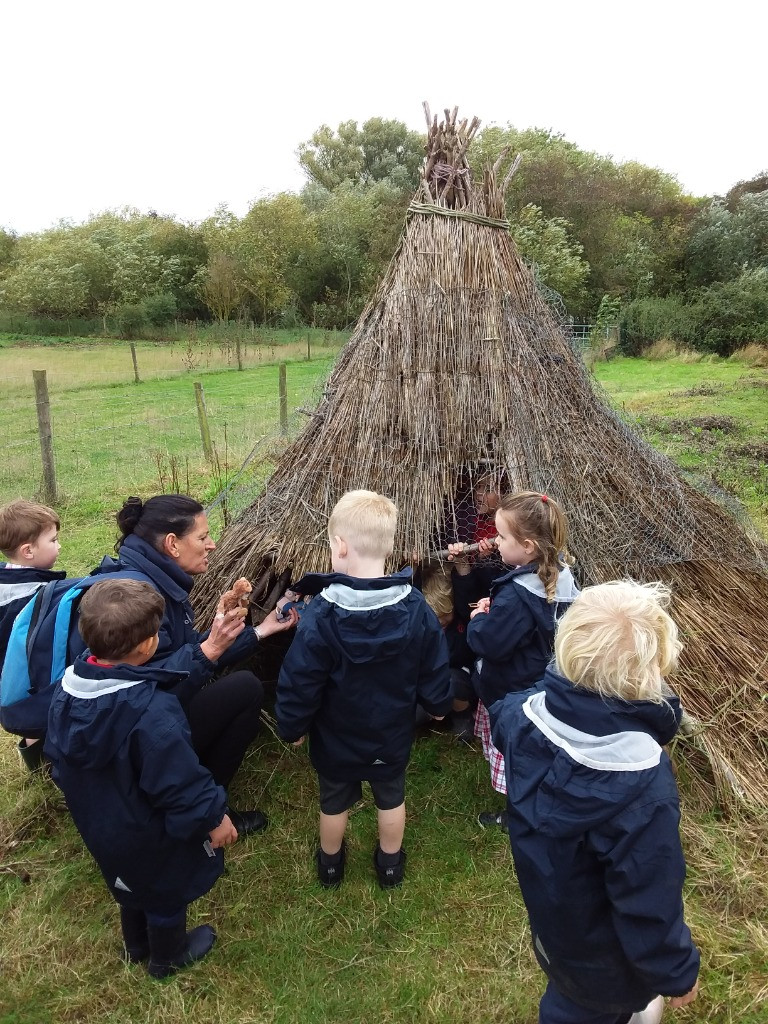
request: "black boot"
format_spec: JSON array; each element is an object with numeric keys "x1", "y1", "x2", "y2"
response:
[
  {"x1": 228, "y1": 808, "x2": 268, "y2": 836},
  {"x1": 18, "y1": 738, "x2": 46, "y2": 773},
  {"x1": 147, "y1": 913, "x2": 216, "y2": 979},
  {"x1": 120, "y1": 906, "x2": 149, "y2": 963},
  {"x1": 373, "y1": 845, "x2": 407, "y2": 889}
]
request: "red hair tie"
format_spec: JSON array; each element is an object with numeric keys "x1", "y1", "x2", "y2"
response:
[{"x1": 541, "y1": 494, "x2": 549, "y2": 503}]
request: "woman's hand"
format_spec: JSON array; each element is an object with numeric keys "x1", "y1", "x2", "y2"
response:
[
  {"x1": 258, "y1": 606, "x2": 299, "y2": 638},
  {"x1": 201, "y1": 607, "x2": 246, "y2": 663},
  {"x1": 210, "y1": 813, "x2": 238, "y2": 847}
]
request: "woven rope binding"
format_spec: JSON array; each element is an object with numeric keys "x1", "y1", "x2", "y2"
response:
[{"x1": 407, "y1": 202, "x2": 510, "y2": 231}]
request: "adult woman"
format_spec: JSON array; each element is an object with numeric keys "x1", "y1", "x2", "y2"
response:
[{"x1": 98, "y1": 494, "x2": 296, "y2": 837}]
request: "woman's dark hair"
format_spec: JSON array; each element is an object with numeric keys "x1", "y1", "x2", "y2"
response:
[{"x1": 115, "y1": 494, "x2": 204, "y2": 552}]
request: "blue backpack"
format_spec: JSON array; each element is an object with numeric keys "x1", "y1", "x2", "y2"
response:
[{"x1": 0, "y1": 570, "x2": 147, "y2": 738}]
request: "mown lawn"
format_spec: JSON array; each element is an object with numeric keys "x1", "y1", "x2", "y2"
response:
[{"x1": 1, "y1": 346, "x2": 766, "y2": 1023}]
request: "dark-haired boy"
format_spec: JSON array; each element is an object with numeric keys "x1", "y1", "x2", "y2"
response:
[
  {"x1": 0, "y1": 499, "x2": 65, "y2": 770},
  {"x1": 45, "y1": 578, "x2": 237, "y2": 979}
]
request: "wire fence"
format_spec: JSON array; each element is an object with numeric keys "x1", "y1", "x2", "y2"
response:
[{"x1": 0, "y1": 355, "x2": 335, "y2": 520}]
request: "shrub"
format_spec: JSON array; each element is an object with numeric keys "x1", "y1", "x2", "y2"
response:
[
  {"x1": 690, "y1": 269, "x2": 768, "y2": 356},
  {"x1": 114, "y1": 302, "x2": 148, "y2": 339},
  {"x1": 142, "y1": 291, "x2": 177, "y2": 328},
  {"x1": 619, "y1": 295, "x2": 699, "y2": 354}
]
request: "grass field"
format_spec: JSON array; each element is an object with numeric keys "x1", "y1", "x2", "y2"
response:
[{"x1": 1, "y1": 343, "x2": 767, "y2": 1023}]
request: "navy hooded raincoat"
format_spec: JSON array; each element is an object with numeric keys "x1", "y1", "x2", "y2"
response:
[
  {"x1": 489, "y1": 668, "x2": 700, "y2": 1014},
  {"x1": 45, "y1": 655, "x2": 227, "y2": 914},
  {"x1": 276, "y1": 569, "x2": 451, "y2": 782}
]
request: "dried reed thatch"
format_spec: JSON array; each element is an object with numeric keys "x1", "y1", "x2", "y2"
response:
[{"x1": 195, "y1": 104, "x2": 768, "y2": 805}]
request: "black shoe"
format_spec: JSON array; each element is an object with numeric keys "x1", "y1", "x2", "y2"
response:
[
  {"x1": 316, "y1": 841, "x2": 346, "y2": 888},
  {"x1": 18, "y1": 738, "x2": 47, "y2": 773},
  {"x1": 477, "y1": 809, "x2": 508, "y2": 828},
  {"x1": 450, "y1": 711, "x2": 475, "y2": 744},
  {"x1": 228, "y1": 808, "x2": 268, "y2": 836},
  {"x1": 120, "y1": 906, "x2": 149, "y2": 963},
  {"x1": 147, "y1": 917, "x2": 216, "y2": 979},
  {"x1": 373, "y1": 845, "x2": 406, "y2": 889},
  {"x1": 414, "y1": 705, "x2": 432, "y2": 729}
]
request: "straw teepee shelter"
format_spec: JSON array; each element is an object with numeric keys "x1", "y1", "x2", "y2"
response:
[{"x1": 195, "y1": 105, "x2": 768, "y2": 805}]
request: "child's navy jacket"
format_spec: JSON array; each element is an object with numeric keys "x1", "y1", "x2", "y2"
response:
[
  {"x1": 0, "y1": 564, "x2": 67, "y2": 670},
  {"x1": 466, "y1": 563, "x2": 579, "y2": 707},
  {"x1": 275, "y1": 568, "x2": 451, "y2": 782},
  {"x1": 45, "y1": 655, "x2": 227, "y2": 914},
  {"x1": 490, "y1": 668, "x2": 700, "y2": 1014},
  {"x1": 90, "y1": 535, "x2": 259, "y2": 707}
]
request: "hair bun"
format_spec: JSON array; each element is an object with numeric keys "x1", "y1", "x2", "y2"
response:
[{"x1": 116, "y1": 496, "x2": 144, "y2": 536}]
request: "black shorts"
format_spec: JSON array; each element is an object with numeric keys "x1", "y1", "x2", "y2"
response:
[{"x1": 317, "y1": 772, "x2": 406, "y2": 815}]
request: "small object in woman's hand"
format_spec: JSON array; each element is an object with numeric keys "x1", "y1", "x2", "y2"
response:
[
  {"x1": 217, "y1": 578, "x2": 253, "y2": 619},
  {"x1": 215, "y1": 612, "x2": 225, "y2": 620}
]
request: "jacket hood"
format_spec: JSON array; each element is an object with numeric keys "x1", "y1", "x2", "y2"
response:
[
  {"x1": 515, "y1": 668, "x2": 682, "y2": 837},
  {"x1": 48, "y1": 656, "x2": 186, "y2": 769},
  {"x1": 493, "y1": 564, "x2": 580, "y2": 630},
  {"x1": 314, "y1": 569, "x2": 415, "y2": 664},
  {"x1": 98, "y1": 535, "x2": 193, "y2": 603},
  {"x1": 0, "y1": 565, "x2": 67, "y2": 608}
]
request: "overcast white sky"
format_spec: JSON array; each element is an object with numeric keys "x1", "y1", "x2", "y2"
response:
[{"x1": 2, "y1": 0, "x2": 765, "y2": 235}]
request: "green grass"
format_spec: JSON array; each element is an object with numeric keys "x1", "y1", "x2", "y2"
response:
[
  {"x1": 594, "y1": 356, "x2": 768, "y2": 536},
  {"x1": 0, "y1": 334, "x2": 343, "y2": 573},
  {"x1": 1, "y1": 347, "x2": 767, "y2": 1022}
]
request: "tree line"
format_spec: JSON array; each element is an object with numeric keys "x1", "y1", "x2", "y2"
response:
[{"x1": 0, "y1": 118, "x2": 766, "y2": 354}]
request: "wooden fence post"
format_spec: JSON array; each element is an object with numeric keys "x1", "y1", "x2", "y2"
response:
[
  {"x1": 306, "y1": 336, "x2": 311, "y2": 361},
  {"x1": 279, "y1": 363, "x2": 288, "y2": 434},
  {"x1": 235, "y1": 336, "x2": 243, "y2": 371},
  {"x1": 129, "y1": 342, "x2": 141, "y2": 383},
  {"x1": 33, "y1": 369, "x2": 57, "y2": 504},
  {"x1": 194, "y1": 381, "x2": 214, "y2": 462}
]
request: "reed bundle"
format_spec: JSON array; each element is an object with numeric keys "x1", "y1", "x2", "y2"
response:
[{"x1": 194, "y1": 106, "x2": 768, "y2": 806}]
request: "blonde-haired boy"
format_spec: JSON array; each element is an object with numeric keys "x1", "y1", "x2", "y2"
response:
[
  {"x1": 0, "y1": 499, "x2": 66, "y2": 771},
  {"x1": 490, "y1": 580, "x2": 699, "y2": 1024},
  {"x1": 276, "y1": 490, "x2": 451, "y2": 889}
]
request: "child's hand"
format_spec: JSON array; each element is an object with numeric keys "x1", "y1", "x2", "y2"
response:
[
  {"x1": 259, "y1": 606, "x2": 299, "y2": 637},
  {"x1": 476, "y1": 537, "x2": 498, "y2": 558},
  {"x1": 210, "y1": 813, "x2": 238, "y2": 848},
  {"x1": 669, "y1": 980, "x2": 699, "y2": 1008},
  {"x1": 292, "y1": 735, "x2": 306, "y2": 747},
  {"x1": 470, "y1": 597, "x2": 491, "y2": 617},
  {"x1": 447, "y1": 543, "x2": 472, "y2": 575}
]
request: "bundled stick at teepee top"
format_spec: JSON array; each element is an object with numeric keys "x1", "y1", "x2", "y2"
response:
[{"x1": 194, "y1": 104, "x2": 768, "y2": 806}]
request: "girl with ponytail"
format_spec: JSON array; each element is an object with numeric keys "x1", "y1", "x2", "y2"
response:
[{"x1": 466, "y1": 491, "x2": 580, "y2": 826}]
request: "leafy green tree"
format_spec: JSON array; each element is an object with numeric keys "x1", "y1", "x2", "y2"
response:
[
  {"x1": 686, "y1": 194, "x2": 768, "y2": 287},
  {"x1": 509, "y1": 204, "x2": 590, "y2": 314},
  {"x1": 196, "y1": 250, "x2": 246, "y2": 322},
  {"x1": 725, "y1": 170, "x2": 768, "y2": 211},
  {"x1": 298, "y1": 118, "x2": 424, "y2": 193},
  {"x1": 199, "y1": 195, "x2": 319, "y2": 323},
  {"x1": 0, "y1": 232, "x2": 108, "y2": 317},
  {"x1": 0, "y1": 228, "x2": 17, "y2": 277},
  {"x1": 470, "y1": 126, "x2": 696, "y2": 311}
]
